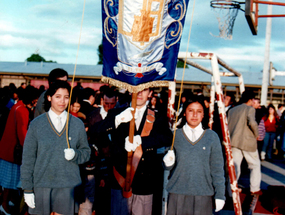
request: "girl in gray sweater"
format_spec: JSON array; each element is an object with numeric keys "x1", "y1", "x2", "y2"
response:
[
  {"x1": 163, "y1": 96, "x2": 225, "y2": 215},
  {"x1": 21, "y1": 80, "x2": 91, "y2": 215}
]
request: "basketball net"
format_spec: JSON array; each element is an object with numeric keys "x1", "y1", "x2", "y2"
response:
[{"x1": 210, "y1": 0, "x2": 240, "y2": 40}]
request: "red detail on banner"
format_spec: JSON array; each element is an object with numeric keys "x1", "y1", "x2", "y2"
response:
[
  {"x1": 135, "y1": 73, "x2": 144, "y2": 78},
  {"x1": 138, "y1": 63, "x2": 141, "y2": 67}
]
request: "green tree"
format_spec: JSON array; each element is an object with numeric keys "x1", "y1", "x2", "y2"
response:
[
  {"x1": 97, "y1": 43, "x2": 103, "y2": 65},
  {"x1": 26, "y1": 54, "x2": 56, "y2": 63},
  {"x1": 176, "y1": 60, "x2": 189, "y2": 68}
]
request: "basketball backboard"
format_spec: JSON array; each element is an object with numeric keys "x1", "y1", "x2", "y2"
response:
[{"x1": 245, "y1": 0, "x2": 258, "y2": 35}]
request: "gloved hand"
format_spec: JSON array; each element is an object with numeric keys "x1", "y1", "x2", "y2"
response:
[
  {"x1": 64, "y1": 148, "x2": 75, "y2": 160},
  {"x1": 24, "y1": 193, "x2": 35, "y2": 208},
  {"x1": 115, "y1": 107, "x2": 134, "y2": 128},
  {"x1": 163, "y1": 150, "x2": 175, "y2": 167},
  {"x1": 215, "y1": 199, "x2": 225, "y2": 212},
  {"x1": 125, "y1": 135, "x2": 142, "y2": 152}
]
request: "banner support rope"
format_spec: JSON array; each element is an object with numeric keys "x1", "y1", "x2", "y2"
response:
[
  {"x1": 65, "y1": 0, "x2": 86, "y2": 148},
  {"x1": 171, "y1": 0, "x2": 196, "y2": 150}
]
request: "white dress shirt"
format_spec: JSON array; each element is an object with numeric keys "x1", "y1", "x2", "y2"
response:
[
  {"x1": 48, "y1": 109, "x2": 67, "y2": 132},
  {"x1": 100, "y1": 106, "x2": 108, "y2": 120},
  {"x1": 135, "y1": 104, "x2": 147, "y2": 130},
  {"x1": 183, "y1": 122, "x2": 204, "y2": 142}
]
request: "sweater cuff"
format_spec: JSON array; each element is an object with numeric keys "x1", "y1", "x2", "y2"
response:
[{"x1": 24, "y1": 190, "x2": 34, "y2": 193}]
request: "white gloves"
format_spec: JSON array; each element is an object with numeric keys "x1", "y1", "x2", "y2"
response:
[
  {"x1": 163, "y1": 150, "x2": 175, "y2": 167},
  {"x1": 24, "y1": 193, "x2": 35, "y2": 208},
  {"x1": 64, "y1": 148, "x2": 75, "y2": 160},
  {"x1": 125, "y1": 135, "x2": 142, "y2": 152},
  {"x1": 215, "y1": 199, "x2": 225, "y2": 212},
  {"x1": 115, "y1": 107, "x2": 134, "y2": 128}
]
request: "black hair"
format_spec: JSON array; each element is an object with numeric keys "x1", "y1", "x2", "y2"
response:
[
  {"x1": 81, "y1": 87, "x2": 95, "y2": 100},
  {"x1": 177, "y1": 95, "x2": 206, "y2": 128},
  {"x1": 103, "y1": 88, "x2": 117, "y2": 99},
  {"x1": 263, "y1": 103, "x2": 278, "y2": 122},
  {"x1": 226, "y1": 92, "x2": 236, "y2": 103},
  {"x1": 71, "y1": 94, "x2": 80, "y2": 105},
  {"x1": 239, "y1": 90, "x2": 255, "y2": 104},
  {"x1": 44, "y1": 80, "x2": 71, "y2": 111},
  {"x1": 48, "y1": 68, "x2": 68, "y2": 86},
  {"x1": 21, "y1": 86, "x2": 39, "y2": 106},
  {"x1": 278, "y1": 104, "x2": 283, "y2": 109}
]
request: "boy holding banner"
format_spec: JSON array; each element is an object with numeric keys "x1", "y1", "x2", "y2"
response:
[{"x1": 92, "y1": 88, "x2": 172, "y2": 215}]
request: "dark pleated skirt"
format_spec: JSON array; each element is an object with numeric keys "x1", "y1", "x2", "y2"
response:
[
  {"x1": 167, "y1": 193, "x2": 212, "y2": 215},
  {"x1": 28, "y1": 187, "x2": 79, "y2": 215}
]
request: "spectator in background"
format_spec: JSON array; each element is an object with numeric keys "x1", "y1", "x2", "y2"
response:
[
  {"x1": 212, "y1": 92, "x2": 235, "y2": 143},
  {"x1": 0, "y1": 87, "x2": 38, "y2": 215},
  {"x1": 25, "y1": 86, "x2": 39, "y2": 122},
  {"x1": 5, "y1": 83, "x2": 19, "y2": 109},
  {"x1": 38, "y1": 85, "x2": 45, "y2": 95},
  {"x1": 228, "y1": 90, "x2": 261, "y2": 195},
  {"x1": 93, "y1": 90, "x2": 103, "y2": 108},
  {"x1": 80, "y1": 88, "x2": 117, "y2": 215},
  {"x1": 260, "y1": 104, "x2": 279, "y2": 161},
  {"x1": 252, "y1": 99, "x2": 266, "y2": 156},
  {"x1": 115, "y1": 89, "x2": 131, "y2": 109},
  {"x1": 202, "y1": 96, "x2": 210, "y2": 129},
  {"x1": 20, "y1": 83, "x2": 27, "y2": 90},
  {"x1": 73, "y1": 82, "x2": 84, "y2": 95},
  {"x1": 34, "y1": 68, "x2": 68, "y2": 118},
  {"x1": 277, "y1": 104, "x2": 283, "y2": 118},
  {"x1": 224, "y1": 93, "x2": 236, "y2": 113},
  {"x1": 70, "y1": 95, "x2": 81, "y2": 118},
  {"x1": 78, "y1": 88, "x2": 96, "y2": 120},
  {"x1": 0, "y1": 87, "x2": 11, "y2": 140},
  {"x1": 149, "y1": 95, "x2": 160, "y2": 112},
  {"x1": 279, "y1": 110, "x2": 285, "y2": 159}
]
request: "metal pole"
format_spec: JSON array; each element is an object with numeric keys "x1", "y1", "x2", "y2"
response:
[
  {"x1": 167, "y1": 81, "x2": 176, "y2": 129},
  {"x1": 211, "y1": 54, "x2": 242, "y2": 215},
  {"x1": 209, "y1": 77, "x2": 215, "y2": 129},
  {"x1": 260, "y1": 1, "x2": 272, "y2": 106}
]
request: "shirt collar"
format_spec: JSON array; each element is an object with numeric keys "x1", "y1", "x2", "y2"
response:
[
  {"x1": 83, "y1": 99, "x2": 91, "y2": 104},
  {"x1": 183, "y1": 122, "x2": 204, "y2": 141},
  {"x1": 184, "y1": 122, "x2": 203, "y2": 132},
  {"x1": 136, "y1": 103, "x2": 147, "y2": 114},
  {"x1": 48, "y1": 109, "x2": 67, "y2": 123}
]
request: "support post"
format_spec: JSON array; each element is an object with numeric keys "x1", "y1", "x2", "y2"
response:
[
  {"x1": 123, "y1": 92, "x2": 137, "y2": 198},
  {"x1": 211, "y1": 54, "x2": 242, "y2": 215},
  {"x1": 261, "y1": 1, "x2": 272, "y2": 106},
  {"x1": 209, "y1": 77, "x2": 215, "y2": 129},
  {"x1": 167, "y1": 81, "x2": 176, "y2": 129}
]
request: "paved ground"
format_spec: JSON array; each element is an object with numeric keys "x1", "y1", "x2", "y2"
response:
[{"x1": 215, "y1": 157, "x2": 285, "y2": 215}]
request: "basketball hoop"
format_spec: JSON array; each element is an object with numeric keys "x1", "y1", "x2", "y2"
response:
[{"x1": 210, "y1": 0, "x2": 243, "y2": 40}]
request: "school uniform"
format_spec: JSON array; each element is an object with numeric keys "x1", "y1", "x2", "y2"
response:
[{"x1": 21, "y1": 109, "x2": 91, "y2": 215}]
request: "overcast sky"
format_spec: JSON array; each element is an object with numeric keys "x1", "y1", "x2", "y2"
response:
[{"x1": 0, "y1": 0, "x2": 284, "y2": 74}]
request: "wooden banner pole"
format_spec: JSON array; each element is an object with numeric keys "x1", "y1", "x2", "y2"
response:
[{"x1": 123, "y1": 92, "x2": 137, "y2": 198}]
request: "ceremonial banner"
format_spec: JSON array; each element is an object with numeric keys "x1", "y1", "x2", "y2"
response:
[{"x1": 101, "y1": 0, "x2": 190, "y2": 92}]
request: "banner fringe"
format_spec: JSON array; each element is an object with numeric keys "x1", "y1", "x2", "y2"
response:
[{"x1": 101, "y1": 76, "x2": 170, "y2": 93}]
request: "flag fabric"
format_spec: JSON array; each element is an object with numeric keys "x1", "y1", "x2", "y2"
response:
[{"x1": 101, "y1": 0, "x2": 190, "y2": 92}]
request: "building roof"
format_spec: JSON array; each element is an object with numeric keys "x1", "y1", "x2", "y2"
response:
[
  {"x1": 0, "y1": 61, "x2": 284, "y2": 89},
  {"x1": 0, "y1": 61, "x2": 102, "y2": 79}
]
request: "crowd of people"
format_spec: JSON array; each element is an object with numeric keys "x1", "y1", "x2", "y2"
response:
[{"x1": 0, "y1": 68, "x2": 285, "y2": 215}]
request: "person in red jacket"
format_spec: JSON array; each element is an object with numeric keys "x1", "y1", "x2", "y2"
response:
[
  {"x1": 0, "y1": 87, "x2": 37, "y2": 215},
  {"x1": 261, "y1": 104, "x2": 279, "y2": 161}
]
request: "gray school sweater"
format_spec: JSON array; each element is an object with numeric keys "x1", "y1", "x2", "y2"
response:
[
  {"x1": 166, "y1": 129, "x2": 225, "y2": 200},
  {"x1": 21, "y1": 113, "x2": 91, "y2": 192}
]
